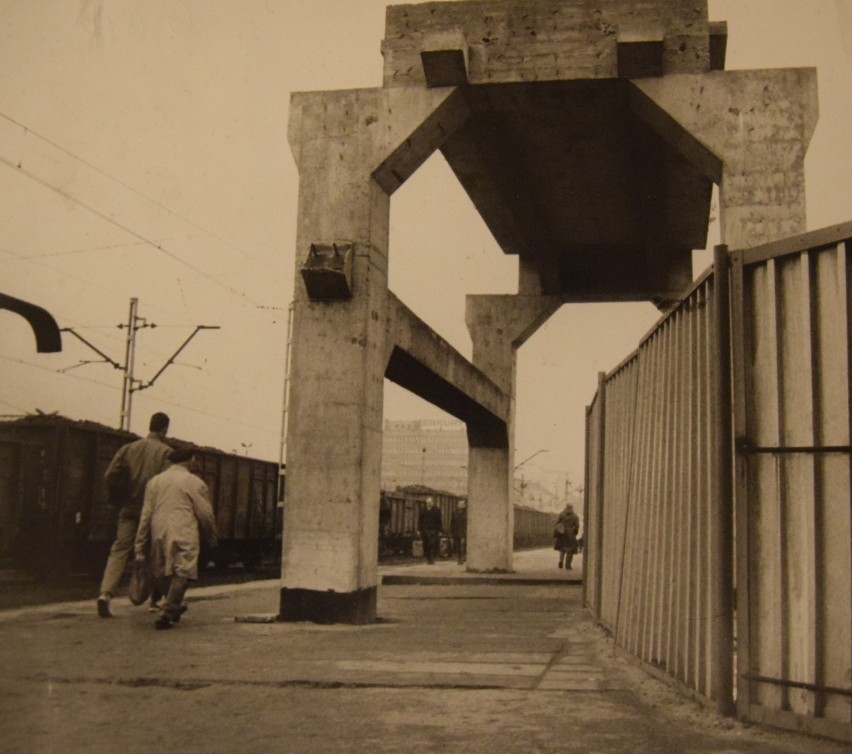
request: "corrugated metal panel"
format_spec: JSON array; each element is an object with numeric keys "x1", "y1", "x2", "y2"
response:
[
  {"x1": 586, "y1": 224, "x2": 852, "y2": 740},
  {"x1": 733, "y1": 233, "x2": 852, "y2": 737},
  {"x1": 585, "y1": 270, "x2": 722, "y2": 704}
]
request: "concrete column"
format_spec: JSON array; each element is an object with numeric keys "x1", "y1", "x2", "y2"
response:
[
  {"x1": 465, "y1": 293, "x2": 561, "y2": 572},
  {"x1": 282, "y1": 87, "x2": 464, "y2": 623},
  {"x1": 632, "y1": 69, "x2": 818, "y2": 249}
]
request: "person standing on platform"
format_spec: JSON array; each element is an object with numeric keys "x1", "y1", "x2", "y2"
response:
[
  {"x1": 417, "y1": 496, "x2": 443, "y2": 565},
  {"x1": 134, "y1": 446, "x2": 218, "y2": 630},
  {"x1": 450, "y1": 498, "x2": 467, "y2": 564},
  {"x1": 553, "y1": 503, "x2": 581, "y2": 570},
  {"x1": 96, "y1": 412, "x2": 171, "y2": 618}
]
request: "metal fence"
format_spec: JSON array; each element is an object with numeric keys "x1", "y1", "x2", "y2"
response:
[
  {"x1": 584, "y1": 223, "x2": 852, "y2": 742},
  {"x1": 731, "y1": 224, "x2": 852, "y2": 740}
]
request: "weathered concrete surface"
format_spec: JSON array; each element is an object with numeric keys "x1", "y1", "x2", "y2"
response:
[
  {"x1": 633, "y1": 68, "x2": 818, "y2": 249},
  {"x1": 385, "y1": 291, "x2": 508, "y2": 446},
  {"x1": 281, "y1": 0, "x2": 819, "y2": 621},
  {"x1": 382, "y1": 0, "x2": 719, "y2": 88},
  {"x1": 283, "y1": 86, "x2": 468, "y2": 621},
  {"x1": 0, "y1": 550, "x2": 846, "y2": 754}
]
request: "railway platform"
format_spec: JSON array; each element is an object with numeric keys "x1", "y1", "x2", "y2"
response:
[{"x1": 0, "y1": 548, "x2": 844, "y2": 753}]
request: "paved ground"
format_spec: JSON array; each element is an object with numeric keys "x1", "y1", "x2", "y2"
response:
[{"x1": 0, "y1": 549, "x2": 846, "y2": 753}]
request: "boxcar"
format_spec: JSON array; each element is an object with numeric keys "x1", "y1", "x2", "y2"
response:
[
  {"x1": 0, "y1": 415, "x2": 281, "y2": 576},
  {"x1": 380, "y1": 486, "x2": 460, "y2": 556},
  {"x1": 379, "y1": 486, "x2": 556, "y2": 557}
]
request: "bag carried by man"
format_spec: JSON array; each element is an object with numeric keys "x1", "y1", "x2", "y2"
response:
[{"x1": 127, "y1": 558, "x2": 152, "y2": 605}]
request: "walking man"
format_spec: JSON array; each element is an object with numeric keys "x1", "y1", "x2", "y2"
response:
[
  {"x1": 554, "y1": 503, "x2": 581, "y2": 570},
  {"x1": 417, "y1": 496, "x2": 443, "y2": 565},
  {"x1": 134, "y1": 446, "x2": 218, "y2": 630},
  {"x1": 96, "y1": 412, "x2": 171, "y2": 617},
  {"x1": 450, "y1": 498, "x2": 467, "y2": 564}
]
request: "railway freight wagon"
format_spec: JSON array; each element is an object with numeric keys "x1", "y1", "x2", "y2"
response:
[
  {"x1": 379, "y1": 486, "x2": 557, "y2": 557},
  {"x1": 0, "y1": 415, "x2": 281, "y2": 576},
  {"x1": 513, "y1": 504, "x2": 559, "y2": 549},
  {"x1": 380, "y1": 486, "x2": 460, "y2": 556}
]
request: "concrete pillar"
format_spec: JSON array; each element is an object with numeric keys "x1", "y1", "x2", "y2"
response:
[
  {"x1": 632, "y1": 69, "x2": 818, "y2": 248},
  {"x1": 465, "y1": 293, "x2": 561, "y2": 572},
  {"x1": 282, "y1": 87, "x2": 464, "y2": 623}
]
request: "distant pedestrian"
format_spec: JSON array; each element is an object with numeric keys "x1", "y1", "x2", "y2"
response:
[
  {"x1": 96, "y1": 412, "x2": 171, "y2": 618},
  {"x1": 553, "y1": 503, "x2": 580, "y2": 569},
  {"x1": 450, "y1": 498, "x2": 467, "y2": 564},
  {"x1": 417, "y1": 496, "x2": 443, "y2": 565},
  {"x1": 134, "y1": 446, "x2": 218, "y2": 630}
]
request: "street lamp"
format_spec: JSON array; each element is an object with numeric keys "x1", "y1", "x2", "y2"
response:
[
  {"x1": 240, "y1": 442, "x2": 253, "y2": 457},
  {"x1": 514, "y1": 449, "x2": 548, "y2": 507}
]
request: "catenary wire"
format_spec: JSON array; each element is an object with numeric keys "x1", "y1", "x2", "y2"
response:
[
  {"x1": 0, "y1": 154, "x2": 269, "y2": 307},
  {"x1": 0, "y1": 110, "x2": 280, "y2": 274}
]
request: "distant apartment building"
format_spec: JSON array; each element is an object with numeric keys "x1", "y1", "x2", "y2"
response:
[{"x1": 382, "y1": 419, "x2": 468, "y2": 495}]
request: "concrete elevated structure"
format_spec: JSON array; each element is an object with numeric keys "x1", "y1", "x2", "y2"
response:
[{"x1": 281, "y1": 0, "x2": 817, "y2": 622}]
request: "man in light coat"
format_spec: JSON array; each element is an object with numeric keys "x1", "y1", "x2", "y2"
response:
[{"x1": 134, "y1": 446, "x2": 218, "y2": 630}]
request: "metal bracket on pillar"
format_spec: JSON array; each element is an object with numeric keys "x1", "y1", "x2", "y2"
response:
[
  {"x1": 617, "y1": 33, "x2": 664, "y2": 78},
  {"x1": 420, "y1": 30, "x2": 469, "y2": 87},
  {"x1": 300, "y1": 242, "x2": 354, "y2": 300}
]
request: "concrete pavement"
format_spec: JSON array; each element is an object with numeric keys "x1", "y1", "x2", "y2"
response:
[{"x1": 0, "y1": 549, "x2": 845, "y2": 753}]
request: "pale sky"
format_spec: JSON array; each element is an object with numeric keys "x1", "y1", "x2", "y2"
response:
[{"x1": 2, "y1": 1, "x2": 851, "y2": 494}]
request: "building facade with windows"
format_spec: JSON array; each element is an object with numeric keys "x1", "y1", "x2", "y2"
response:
[{"x1": 381, "y1": 419, "x2": 468, "y2": 495}]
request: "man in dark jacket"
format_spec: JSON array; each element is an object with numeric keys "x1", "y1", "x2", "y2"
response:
[
  {"x1": 96, "y1": 412, "x2": 171, "y2": 617},
  {"x1": 554, "y1": 503, "x2": 581, "y2": 569},
  {"x1": 417, "y1": 496, "x2": 443, "y2": 565},
  {"x1": 450, "y1": 499, "x2": 467, "y2": 564}
]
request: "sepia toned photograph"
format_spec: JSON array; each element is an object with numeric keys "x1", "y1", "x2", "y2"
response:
[{"x1": 1, "y1": 1, "x2": 851, "y2": 751}]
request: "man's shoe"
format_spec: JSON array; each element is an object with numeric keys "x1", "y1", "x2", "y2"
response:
[
  {"x1": 147, "y1": 602, "x2": 161, "y2": 613},
  {"x1": 170, "y1": 605, "x2": 188, "y2": 624},
  {"x1": 154, "y1": 615, "x2": 173, "y2": 630},
  {"x1": 96, "y1": 595, "x2": 112, "y2": 618}
]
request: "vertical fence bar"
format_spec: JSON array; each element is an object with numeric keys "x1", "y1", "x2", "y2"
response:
[
  {"x1": 593, "y1": 371, "x2": 607, "y2": 621},
  {"x1": 712, "y1": 244, "x2": 735, "y2": 715},
  {"x1": 730, "y1": 248, "x2": 753, "y2": 717}
]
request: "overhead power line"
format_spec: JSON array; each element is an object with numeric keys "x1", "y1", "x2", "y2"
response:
[
  {"x1": 1, "y1": 351, "x2": 280, "y2": 439},
  {"x1": 0, "y1": 152, "x2": 265, "y2": 306},
  {"x1": 0, "y1": 110, "x2": 278, "y2": 274}
]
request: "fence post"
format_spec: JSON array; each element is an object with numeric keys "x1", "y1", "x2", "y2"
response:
[
  {"x1": 712, "y1": 244, "x2": 736, "y2": 716},
  {"x1": 593, "y1": 371, "x2": 607, "y2": 622}
]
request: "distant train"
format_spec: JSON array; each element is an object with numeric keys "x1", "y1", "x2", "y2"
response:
[
  {"x1": 0, "y1": 415, "x2": 280, "y2": 575},
  {"x1": 0, "y1": 415, "x2": 557, "y2": 577},
  {"x1": 380, "y1": 486, "x2": 555, "y2": 557}
]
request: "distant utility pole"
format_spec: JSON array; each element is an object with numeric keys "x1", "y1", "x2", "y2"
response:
[{"x1": 60, "y1": 297, "x2": 220, "y2": 431}]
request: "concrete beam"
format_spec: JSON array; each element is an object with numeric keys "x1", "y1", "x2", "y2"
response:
[
  {"x1": 634, "y1": 68, "x2": 818, "y2": 248},
  {"x1": 385, "y1": 291, "x2": 509, "y2": 448},
  {"x1": 466, "y1": 293, "x2": 562, "y2": 392},
  {"x1": 383, "y1": 0, "x2": 715, "y2": 88},
  {"x1": 420, "y1": 30, "x2": 469, "y2": 87}
]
